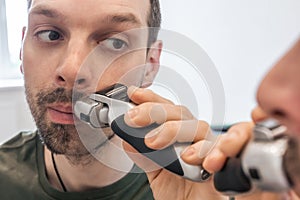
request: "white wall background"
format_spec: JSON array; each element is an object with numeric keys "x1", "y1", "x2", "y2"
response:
[
  {"x1": 0, "y1": 81, "x2": 35, "y2": 143},
  {"x1": 157, "y1": 0, "x2": 300, "y2": 124},
  {"x1": 0, "y1": 0, "x2": 300, "y2": 143}
]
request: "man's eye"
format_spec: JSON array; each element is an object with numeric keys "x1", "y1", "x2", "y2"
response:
[
  {"x1": 36, "y1": 30, "x2": 62, "y2": 42},
  {"x1": 101, "y1": 38, "x2": 128, "y2": 51}
]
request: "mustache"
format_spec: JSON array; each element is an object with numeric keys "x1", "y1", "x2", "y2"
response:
[{"x1": 37, "y1": 88, "x2": 85, "y2": 105}]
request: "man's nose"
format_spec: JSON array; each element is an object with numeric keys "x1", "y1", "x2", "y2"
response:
[
  {"x1": 54, "y1": 41, "x2": 93, "y2": 91},
  {"x1": 257, "y1": 67, "x2": 300, "y2": 133}
]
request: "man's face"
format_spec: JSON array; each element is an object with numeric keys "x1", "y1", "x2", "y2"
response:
[
  {"x1": 257, "y1": 39, "x2": 300, "y2": 137},
  {"x1": 21, "y1": 0, "x2": 160, "y2": 156}
]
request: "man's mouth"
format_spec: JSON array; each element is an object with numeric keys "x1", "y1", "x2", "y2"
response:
[{"x1": 47, "y1": 104, "x2": 75, "y2": 124}]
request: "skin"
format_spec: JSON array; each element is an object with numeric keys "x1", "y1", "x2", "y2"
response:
[{"x1": 20, "y1": 0, "x2": 225, "y2": 198}]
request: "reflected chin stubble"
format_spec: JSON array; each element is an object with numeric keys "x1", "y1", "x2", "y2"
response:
[{"x1": 25, "y1": 86, "x2": 87, "y2": 156}]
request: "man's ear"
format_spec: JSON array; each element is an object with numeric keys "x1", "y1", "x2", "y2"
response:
[
  {"x1": 141, "y1": 40, "x2": 163, "y2": 88},
  {"x1": 20, "y1": 26, "x2": 26, "y2": 74}
]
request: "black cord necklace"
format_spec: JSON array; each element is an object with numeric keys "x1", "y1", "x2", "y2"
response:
[
  {"x1": 51, "y1": 152, "x2": 67, "y2": 192},
  {"x1": 50, "y1": 134, "x2": 115, "y2": 193}
]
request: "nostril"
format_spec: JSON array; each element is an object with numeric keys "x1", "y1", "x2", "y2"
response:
[{"x1": 57, "y1": 76, "x2": 65, "y2": 82}]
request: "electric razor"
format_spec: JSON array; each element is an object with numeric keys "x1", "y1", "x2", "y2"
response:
[
  {"x1": 214, "y1": 119, "x2": 293, "y2": 195},
  {"x1": 74, "y1": 84, "x2": 211, "y2": 182}
]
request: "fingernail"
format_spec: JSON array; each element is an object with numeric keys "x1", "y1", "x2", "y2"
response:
[
  {"x1": 127, "y1": 108, "x2": 139, "y2": 119},
  {"x1": 145, "y1": 129, "x2": 159, "y2": 143},
  {"x1": 182, "y1": 146, "x2": 196, "y2": 157},
  {"x1": 145, "y1": 127, "x2": 165, "y2": 147},
  {"x1": 127, "y1": 85, "x2": 139, "y2": 96}
]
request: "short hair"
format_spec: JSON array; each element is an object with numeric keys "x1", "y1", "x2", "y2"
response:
[
  {"x1": 26, "y1": 0, "x2": 161, "y2": 46},
  {"x1": 147, "y1": 0, "x2": 161, "y2": 46},
  {"x1": 27, "y1": 0, "x2": 31, "y2": 10}
]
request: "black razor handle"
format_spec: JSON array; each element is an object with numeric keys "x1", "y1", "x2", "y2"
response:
[
  {"x1": 213, "y1": 157, "x2": 251, "y2": 195},
  {"x1": 111, "y1": 114, "x2": 211, "y2": 182}
]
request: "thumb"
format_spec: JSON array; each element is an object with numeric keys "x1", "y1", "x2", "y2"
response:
[{"x1": 251, "y1": 106, "x2": 269, "y2": 123}]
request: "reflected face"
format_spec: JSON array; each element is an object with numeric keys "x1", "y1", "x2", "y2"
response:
[
  {"x1": 21, "y1": 0, "x2": 159, "y2": 156},
  {"x1": 257, "y1": 38, "x2": 300, "y2": 136}
]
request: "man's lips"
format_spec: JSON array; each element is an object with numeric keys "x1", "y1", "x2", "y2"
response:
[{"x1": 47, "y1": 104, "x2": 75, "y2": 124}]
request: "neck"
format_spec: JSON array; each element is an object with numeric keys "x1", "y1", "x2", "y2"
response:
[{"x1": 44, "y1": 136, "x2": 134, "y2": 192}]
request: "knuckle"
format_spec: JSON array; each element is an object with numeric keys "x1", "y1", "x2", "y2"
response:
[
  {"x1": 197, "y1": 120, "x2": 211, "y2": 139},
  {"x1": 228, "y1": 122, "x2": 253, "y2": 139},
  {"x1": 163, "y1": 121, "x2": 179, "y2": 136},
  {"x1": 174, "y1": 105, "x2": 194, "y2": 119},
  {"x1": 145, "y1": 88, "x2": 156, "y2": 98},
  {"x1": 198, "y1": 120, "x2": 210, "y2": 130}
]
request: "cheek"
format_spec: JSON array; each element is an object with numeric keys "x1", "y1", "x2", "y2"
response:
[
  {"x1": 22, "y1": 56, "x2": 46, "y2": 88},
  {"x1": 93, "y1": 52, "x2": 147, "y2": 89},
  {"x1": 22, "y1": 43, "x2": 57, "y2": 88}
]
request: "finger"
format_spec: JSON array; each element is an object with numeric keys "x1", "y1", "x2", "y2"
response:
[
  {"x1": 203, "y1": 122, "x2": 253, "y2": 173},
  {"x1": 127, "y1": 86, "x2": 174, "y2": 105},
  {"x1": 203, "y1": 148, "x2": 227, "y2": 173},
  {"x1": 251, "y1": 106, "x2": 269, "y2": 123},
  {"x1": 181, "y1": 140, "x2": 215, "y2": 165},
  {"x1": 217, "y1": 122, "x2": 253, "y2": 157},
  {"x1": 144, "y1": 120, "x2": 216, "y2": 150},
  {"x1": 124, "y1": 103, "x2": 195, "y2": 127}
]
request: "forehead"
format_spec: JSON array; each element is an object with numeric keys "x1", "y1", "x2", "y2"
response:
[{"x1": 29, "y1": 0, "x2": 150, "y2": 26}]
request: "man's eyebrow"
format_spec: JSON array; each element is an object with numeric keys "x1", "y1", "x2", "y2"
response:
[
  {"x1": 29, "y1": 5, "x2": 65, "y2": 19},
  {"x1": 104, "y1": 13, "x2": 142, "y2": 26}
]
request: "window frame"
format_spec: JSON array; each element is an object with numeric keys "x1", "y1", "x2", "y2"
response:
[{"x1": 0, "y1": 0, "x2": 27, "y2": 80}]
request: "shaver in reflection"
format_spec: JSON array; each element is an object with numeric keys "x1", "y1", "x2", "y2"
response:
[
  {"x1": 74, "y1": 84, "x2": 210, "y2": 182},
  {"x1": 214, "y1": 119, "x2": 294, "y2": 195}
]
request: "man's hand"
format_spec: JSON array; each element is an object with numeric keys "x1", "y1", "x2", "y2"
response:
[
  {"x1": 122, "y1": 86, "x2": 226, "y2": 200},
  {"x1": 203, "y1": 107, "x2": 299, "y2": 200}
]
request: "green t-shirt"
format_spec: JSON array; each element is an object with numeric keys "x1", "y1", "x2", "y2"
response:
[{"x1": 0, "y1": 131, "x2": 154, "y2": 200}]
